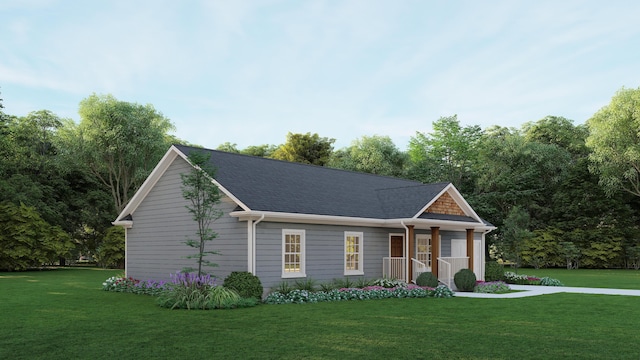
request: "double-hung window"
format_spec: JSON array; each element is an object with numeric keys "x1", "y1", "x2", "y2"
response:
[
  {"x1": 282, "y1": 229, "x2": 305, "y2": 278},
  {"x1": 344, "y1": 231, "x2": 364, "y2": 275}
]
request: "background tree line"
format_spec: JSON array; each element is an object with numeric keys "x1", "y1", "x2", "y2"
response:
[{"x1": 1, "y1": 87, "x2": 639, "y2": 270}]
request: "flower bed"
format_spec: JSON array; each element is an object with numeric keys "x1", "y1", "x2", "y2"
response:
[
  {"x1": 264, "y1": 284, "x2": 454, "y2": 304},
  {"x1": 103, "y1": 275, "x2": 168, "y2": 296},
  {"x1": 474, "y1": 281, "x2": 510, "y2": 294},
  {"x1": 503, "y1": 271, "x2": 563, "y2": 286}
]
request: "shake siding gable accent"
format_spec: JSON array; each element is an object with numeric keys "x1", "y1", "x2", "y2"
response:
[
  {"x1": 126, "y1": 156, "x2": 247, "y2": 282},
  {"x1": 425, "y1": 191, "x2": 466, "y2": 216}
]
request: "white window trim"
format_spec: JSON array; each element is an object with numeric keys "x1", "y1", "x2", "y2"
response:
[
  {"x1": 282, "y1": 229, "x2": 306, "y2": 278},
  {"x1": 344, "y1": 231, "x2": 364, "y2": 276}
]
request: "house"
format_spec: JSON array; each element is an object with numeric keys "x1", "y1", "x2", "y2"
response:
[{"x1": 113, "y1": 144, "x2": 495, "y2": 290}]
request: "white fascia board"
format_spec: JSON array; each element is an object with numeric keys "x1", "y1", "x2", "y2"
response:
[
  {"x1": 114, "y1": 146, "x2": 180, "y2": 223},
  {"x1": 230, "y1": 211, "x2": 495, "y2": 231},
  {"x1": 412, "y1": 183, "x2": 484, "y2": 223},
  {"x1": 173, "y1": 147, "x2": 250, "y2": 212}
]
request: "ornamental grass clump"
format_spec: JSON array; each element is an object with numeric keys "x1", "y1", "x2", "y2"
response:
[
  {"x1": 156, "y1": 271, "x2": 257, "y2": 310},
  {"x1": 157, "y1": 272, "x2": 216, "y2": 310}
]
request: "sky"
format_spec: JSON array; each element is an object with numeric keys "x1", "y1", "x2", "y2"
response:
[{"x1": 1, "y1": 0, "x2": 640, "y2": 150}]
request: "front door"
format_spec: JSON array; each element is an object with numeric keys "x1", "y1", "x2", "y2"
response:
[
  {"x1": 390, "y1": 235, "x2": 404, "y2": 257},
  {"x1": 388, "y1": 235, "x2": 405, "y2": 280}
]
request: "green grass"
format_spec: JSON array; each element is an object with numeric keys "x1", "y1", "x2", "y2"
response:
[
  {"x1": 506, "y1": 268, "x2": 640, "y2": 289},
  {"x1": 2, "y1": 268, "x2": 640, "y2": 359}
]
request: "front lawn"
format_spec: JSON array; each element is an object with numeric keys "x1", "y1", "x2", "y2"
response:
[{"x1": 1, "y1": 268, "x2": 639, "y2": 359}]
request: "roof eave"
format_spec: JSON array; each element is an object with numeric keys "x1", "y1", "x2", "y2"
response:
[{"x1": 230, "y1": 210, "x2": 495, "y2": 231}]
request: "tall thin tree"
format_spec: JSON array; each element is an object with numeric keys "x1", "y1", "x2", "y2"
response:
[{"x1": 180, "y1": 151, "x2": 223, "y2": 275}]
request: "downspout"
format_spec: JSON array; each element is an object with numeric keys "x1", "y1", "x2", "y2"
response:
[
  {"x1": 252, "y1": 214, "x2": 265, "y2": 275},
  {"x1": 401, "y1": 220, "x2": 409, "y2": 283}
]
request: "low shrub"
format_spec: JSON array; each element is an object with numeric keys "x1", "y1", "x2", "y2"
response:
[
  {"x1": 539, "y1": 277, "x2": 564, "y2": 286},
  {"x1": 484, "y1": 260, "x2": 504, "y2": 282},
  {"x1": 454, "y1": 269, "x2": 476, "y2": 292},
  {"x1": 223, "y1": 271, "x2": 263, "y2": 299},
  {"x1": 474, "y1": 281, "x2": 510, "y2": 294},
  {"x1": 416, "y1": 272, "x2": 439, "y2": 288},
  {"x1": 432, "y1": 285, "x2": 455, "y2": 298}
]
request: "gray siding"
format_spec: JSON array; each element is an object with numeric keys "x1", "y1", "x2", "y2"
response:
[
  {"x1": 255, "y1": 222, "x2": 403, "y2": 289},
  {"x1": 126, "y1": 156, "x2": 247, "y2": 283}
]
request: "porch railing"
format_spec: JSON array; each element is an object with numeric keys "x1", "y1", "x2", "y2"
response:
[
  {"x1": 437, "y1": 257, "x2": 469, "y2": 289},
  {"x1": 382, "y1": 257, "x2": 406, "y2": 280},
  {"x1": 411, "y1": 258, "x2": 429, "y2": 283}
]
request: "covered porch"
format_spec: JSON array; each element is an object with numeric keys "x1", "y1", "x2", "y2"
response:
[{"x1": 381, "y1": 225, "x2": 479, "y2": 286}]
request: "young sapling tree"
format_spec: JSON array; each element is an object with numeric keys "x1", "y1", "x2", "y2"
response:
[{"x1": 180, "y1": 151, "x2": 222, "y2": 276}]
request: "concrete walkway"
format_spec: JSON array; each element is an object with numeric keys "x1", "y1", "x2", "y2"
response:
[{"x1": 455, "y1": 285, "x2": 640, "y2": 298}]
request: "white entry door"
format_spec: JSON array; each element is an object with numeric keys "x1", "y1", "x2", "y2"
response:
[
  {"x1": 451, "y1": 239, "x2": 466, "y2": 258},
  {"x1": 474, "y1": 239, "x2": 482, "y2": 279}
]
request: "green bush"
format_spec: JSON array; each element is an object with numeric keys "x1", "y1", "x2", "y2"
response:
[
  {"x1": 416, "y1": 272, "x2": 439, "y2": 287},
  {"x1": 223, "y1": 271, "x2": 264, "y2": 299},
  {"x1": 484, "y1": 260, "x2": 504, "y2": 282},
  {"x1": 454, "y1": 268, "x2": 476, "y2": 292},
  {"x1": 539, "y1": 277, "x2": 564, "y2": 286}
]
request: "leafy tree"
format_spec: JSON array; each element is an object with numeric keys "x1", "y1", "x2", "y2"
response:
[
  {"x1": 180, "y1": 151, "x2": 223, "y2": 275},
  {"x1": 497, "y1": 206, "x2": 533, "y2": 271},
  {"x1": 559, "y1": 241, "x2": 581, "y2": 269},
  {"x1": 521, "y1": 228, "x2": 561, "y2": 269},
  {"x1": 94, "y1": 226, "x2": 125, "y2": 268},
  {"x1": 408, "y1": 115, "x2": 482, "y2": 193},
  {"x1": 241, "y1": 144, "x2": 277, "y2": 157},
  {"x1": 271, "y1": 132, "x2": 335, "y2": 166},
  {"x1": 523, "y1": 116, "x2": 589, "y2": 157},
  {"x1": 216, "y1": 142, "x2": 277, "y2": 158},
  {"x1": 0, "y1": 202, "x2": 73, "y2": 271},
  {"x1": 330, "y1": 135, "x2": 407, "y2": 176},
  {"x1": 216, "y1": 142, "x2": 240, "y2": 153},
  {"x1": 65, "y1": 93, "x2": 176, "y2": 214},
  {"x1": 474, "y1": 129, "x2": 571, "y2": 230},
  {"x1": 586, "y1": 86, "x2": 640, "y2": 197}
]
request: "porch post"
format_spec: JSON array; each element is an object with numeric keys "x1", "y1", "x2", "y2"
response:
[
  {"x1": 431, "y1": 227, "x2": 440, "y2": 278},
  {"x1": 466, "y1": 228, "x2": 474, "y2": 272},
  {"x1": 408, "y1": 225, "x2": 415, "y2": 283}
]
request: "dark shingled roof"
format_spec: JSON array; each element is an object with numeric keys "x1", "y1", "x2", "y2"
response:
[{"x1": 174, "y1": 144, "x2": 456, "y2": 220}]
